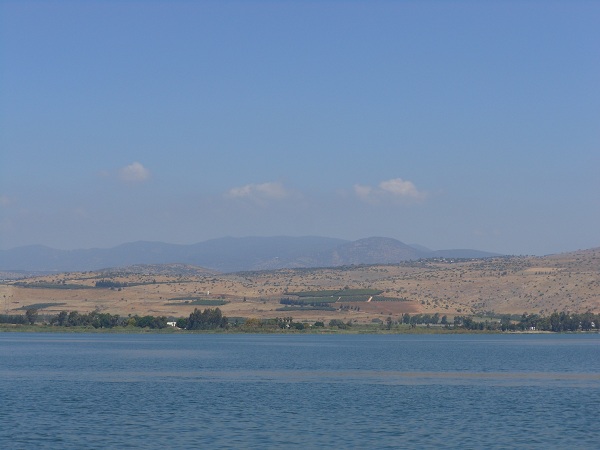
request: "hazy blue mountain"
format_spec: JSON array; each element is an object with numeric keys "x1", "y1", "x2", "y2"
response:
[
  {"x1": 185, "y1": 236, "x2": 349, "y2": 272},
  {"x1": 0, "y1": 242, "x2": 192, "y2": 273},
  {"x1": 430, "y1": 249, "x2": 502, "y2": 259},
  {"x1": 408, "y1": 243, "x2": 433, "y2": 253},
  {"x1": 311, "y1": 237, "x2": 425, "y2": 267},
  {"x1": 0, "y1": 236, "x2": 500, "y2": 273}
]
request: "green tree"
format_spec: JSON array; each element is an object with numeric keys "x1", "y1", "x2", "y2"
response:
[
  {"x1": 386, "y1": 316, "x2": 392, "y2": 330},
  {"x1": 186, "y1": 308, "x2": 228, "y2": 330},
  {"x1": 56, "y1": 310, "x2": 68, "y2": 326},
  {"x1": 328, "y1": 319, "x2": 347, "y2": 329},
  {"x1": 68, "y1": 311, "x2": 82, "y2": 326},
  {"x1": 25, "y1": 308, "x2": 38, "y2": 325}
]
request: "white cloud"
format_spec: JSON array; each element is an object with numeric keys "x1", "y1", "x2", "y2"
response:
[
  {"x1": 354, "y1": 177, "x2": 426, "y2": 204},
  {"x1": 226, "y1": 181, "x2": 289, "y2": 201},
  {"x1": 119, "y1": 162, "x2": 150, "y2": 182},
  {"x1": 379, "y1": 178, "x2": 425, "y2": 199}
]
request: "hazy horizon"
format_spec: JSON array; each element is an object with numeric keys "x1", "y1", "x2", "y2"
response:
[
  {"x1": 0, "y1": 234, "x2": 589, "y2": 258},
  {"x1": 1, "y1": 2, "x2": 598, "y2": 256}
]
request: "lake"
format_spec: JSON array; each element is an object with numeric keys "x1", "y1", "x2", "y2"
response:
[{"x1": 1, "y1": 333, "x2": 599, "y2": 449}]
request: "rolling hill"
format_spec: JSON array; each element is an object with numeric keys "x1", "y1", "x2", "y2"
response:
[
  {"x1": 0, "y1": 236, "x2": 501, "y2": 273},
  {"x1": 1, "y1": 247, "x2": 598, "y2": 322}
]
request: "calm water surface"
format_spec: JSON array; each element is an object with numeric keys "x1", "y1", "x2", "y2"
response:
[{"x1": 1, "y1": 333, "x2": 599, "y2": 449}]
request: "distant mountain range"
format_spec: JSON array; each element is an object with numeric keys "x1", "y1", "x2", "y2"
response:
[{"x1": 0, "y1": 236, "x2": 502, "y2": 273}]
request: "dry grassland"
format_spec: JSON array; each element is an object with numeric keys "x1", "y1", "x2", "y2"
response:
[{"x1": 2, "y1": 248, "x2": 599, "y2": 323}]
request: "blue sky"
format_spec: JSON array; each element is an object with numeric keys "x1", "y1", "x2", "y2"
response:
[{"x1": 1, "y1": 1, "x2": 598, "y2": 255}]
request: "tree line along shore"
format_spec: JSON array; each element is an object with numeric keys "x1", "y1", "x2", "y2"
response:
[{"x1": 1, "y1": 308, "x2": 599, "y2": 333}]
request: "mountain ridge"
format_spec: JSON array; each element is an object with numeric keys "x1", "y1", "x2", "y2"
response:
[{"x1": 0, "y1": 236, "x2": 501, "y2": 273}]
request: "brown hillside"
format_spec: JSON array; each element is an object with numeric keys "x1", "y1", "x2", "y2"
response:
[{"x1": 1, "y1": 248, "x2": 598, "y2": 324}]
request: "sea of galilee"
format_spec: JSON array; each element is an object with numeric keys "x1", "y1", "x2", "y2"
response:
[{"x1": 1, "y1": 333, "x2": 598, "y2": 449}]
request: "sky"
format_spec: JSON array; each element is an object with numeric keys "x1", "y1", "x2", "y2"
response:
[{"x1": 1, "y1": 1, "x2": 599, "y2": 255}]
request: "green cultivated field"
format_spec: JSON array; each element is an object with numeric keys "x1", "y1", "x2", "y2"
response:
[
  {"x1": 17, "y1": 302, "x2": 66, "y2": 310},
  {"x1": 287, "y1": 289, "x2": 383, "y2": 297},
  {"x1": 13, "y1": 282, "x2": 94, "y2": 290},
  {"x1": 282, "y1": 289, "x2": 408, "y2": 305},
  {"x1": 167, "y1": 297, "x2": 229, "y2": 306}
]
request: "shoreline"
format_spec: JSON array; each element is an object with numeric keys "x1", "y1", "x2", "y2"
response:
[{"x1": 0, "y1": 323, "x2": 585, "y2": 335}]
